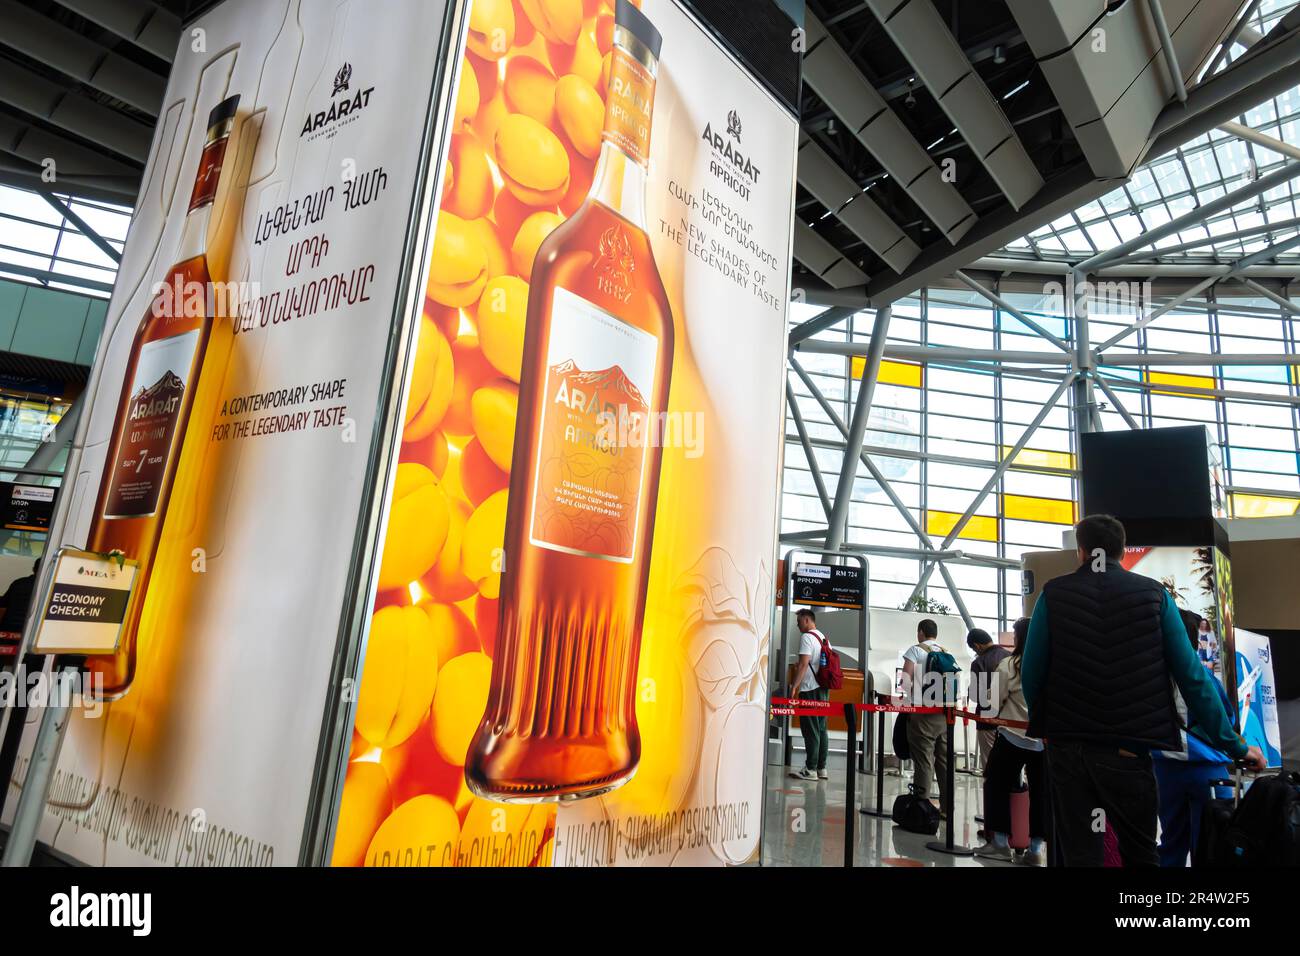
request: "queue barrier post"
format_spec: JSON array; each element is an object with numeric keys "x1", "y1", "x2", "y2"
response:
[
  {"x1": 924, "y1": 706, "x2": 974, "y2": 857},
  {"x1": 860, "y1": 698, "x2": 890, "y2": 819},
  {"x1": 843, "y1": 702, "x2": 856, "y2": 867}
]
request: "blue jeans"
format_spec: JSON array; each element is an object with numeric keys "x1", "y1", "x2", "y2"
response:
[{"x1": 1153, "y1": 759, "x2": 1232, "y2": 867}]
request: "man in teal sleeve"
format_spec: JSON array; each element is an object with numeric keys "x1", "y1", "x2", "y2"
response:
[{"x1": 1021, "y1": 515, "x2": 1264, "y2": 867}]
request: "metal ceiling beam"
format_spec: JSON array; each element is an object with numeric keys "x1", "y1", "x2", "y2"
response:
[
  {"x1": 1096, "y1": 232, "x2": 1300, "y2": 350},
  {"x1": 0, "y1": 261, "x2": 113, "y2": 293},
  {"x1": 0, "y1": 0, "x2": 166, "y2": 115},
  {"x1": 788, "y1": 305, "x2": 857, "y2": 346},
  {"x1": 1218, "y1": 120, "x2": 1300, "y2": 162},
  {"x1": 786, "y1": 381, "x2": 833, "y2": 520},
  {"x1": 1147, "y1": 13, "x2": 1300, "y2": 160},
  {"x1": 53, "y1": 0, "x2": 181, "y2": 63},
  {"x1": 40, "y1": 192, "x2": 121, "y2": 264},
  {"x1": 1200, "y1": 0, "x2": 1263, "y2": 80},
  {"x1": 1076, "y1": 160, "x2": 1300, "y2": 272},
  {"x1": 953, "y1": 270, "x2": 1071, "y2": 352},
  {"x1": 1090, "y1": 372, "x2": 1141, "y2": 429},
  {"x1": 0, "y1": 58, "x2": 151, "y2": 164},
  {"x1": 826, "y1": 306, "x2": 891, "y2": 553},
  {"x1": 1100, "y1": 214, "x2": 1300, "y2": 265},
  {"x1": 1235, "y1": 277, "x2": 1295, "y2": 312},
  {"x1": 906, "y1": 373, "x2": 1078, "y2": 604},
  {"x1": 1147, "y1": 0, "x2": 1188, "y2": 102}
]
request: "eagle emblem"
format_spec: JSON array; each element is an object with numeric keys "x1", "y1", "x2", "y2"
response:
[
  {"x1": 726, "y1": 109, "x2": 742, "y2": 142},
  {"x1": 596, "y1": 226, "x2": 635, "y2": 288},
  {"x1": 332, "y1": 63, "x2": 352, "y2": 97}
]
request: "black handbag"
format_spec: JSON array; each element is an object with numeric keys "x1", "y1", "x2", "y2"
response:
[{"x1": 892, "y1": 784, "x2": 941, "y2": 835}]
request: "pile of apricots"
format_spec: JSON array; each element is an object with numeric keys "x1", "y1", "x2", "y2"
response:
[{"x1": 331, "y1": 0, "x2": 639, "y2": 868}]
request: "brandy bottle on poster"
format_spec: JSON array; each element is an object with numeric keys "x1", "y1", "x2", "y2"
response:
[
  {"x1": 466, "y1": 1, "x2": 674, "y2": 802},
  {"x1": 84, "y1": 95, "x2": 240, "y2": 699}
]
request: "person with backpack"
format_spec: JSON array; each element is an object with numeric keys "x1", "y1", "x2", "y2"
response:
[
  {"x1": 789, "y1": 608, "x2": 835, "y2": 781},
  {"x1": 900, "y1": 619, "x2": 957, "y2": 814},
  {"x1": 1021, "y1": 514, "x2": 1265, "y2": 867},
  {"x1": 967, "y1": 627, "x2": 1010, "y2": 772}
]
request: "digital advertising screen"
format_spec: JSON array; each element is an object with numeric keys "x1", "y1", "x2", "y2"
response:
[{"x1": 330, "y1": 0, "x2": 799, "y2": 868}]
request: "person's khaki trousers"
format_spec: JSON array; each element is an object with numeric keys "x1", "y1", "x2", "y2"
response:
[{"x1": 907, "y1": 711, "x2": 950, "y2": 807}]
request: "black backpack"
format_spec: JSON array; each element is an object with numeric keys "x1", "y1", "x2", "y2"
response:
[{"x1": 1221, "y1": 771, "x2": 1300, "y2": 866}]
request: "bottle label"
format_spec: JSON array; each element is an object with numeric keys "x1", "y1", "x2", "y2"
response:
[
  {"x1": 602, "y1": 46, "x2": 655, "y2": 166},
  {"x1": 529, "y1": 287, "x2": 658, "y2": 564},
  {"x1": 104, "y1": 330, "x2": 201, "y2": 519}
]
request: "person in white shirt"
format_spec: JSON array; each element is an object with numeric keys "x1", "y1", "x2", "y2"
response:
[
  {"x1": 789, "y1": 608, "x2": 830, "y2": 781},
  {"x1": 899, "y1": 619, "x2": 949, "y2": 812}
]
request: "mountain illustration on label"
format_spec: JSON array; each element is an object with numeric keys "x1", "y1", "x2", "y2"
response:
[
  {"x1": 548, "y1": 360, "x2": 647, "y2": 415},
  {"x1": 532, "y1": 359, "x2": 650, "y2": 562},
  {"x1": 128, "y1": 371, "x2": 185, "y2": 421}
]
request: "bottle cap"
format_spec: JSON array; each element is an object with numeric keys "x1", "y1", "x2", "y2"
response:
[
  {"x1": 616, "y1": 0, "x2": 662, "y2": 61},
  {"x1": 208, "y1": 95, "x2": 241, "y2": 129}
]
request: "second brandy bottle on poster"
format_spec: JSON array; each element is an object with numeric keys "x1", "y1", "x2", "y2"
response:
[{"x1": 466, "y1": 0, "x2": 674, "y2": 802}]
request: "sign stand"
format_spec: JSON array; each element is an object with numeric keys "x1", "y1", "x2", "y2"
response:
[
  {"x1": 772, "y1": 549, "x2": 869, "y2": 769},
  {"x1": 0, "y1": 662, "x2": 77, "y2": 867},
  {"x1": 2, "y1": 545, "x2": 135, "y2": 867}
]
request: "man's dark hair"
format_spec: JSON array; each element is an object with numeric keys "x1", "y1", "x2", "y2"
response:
[
  {"x1": 31, "y1": 560, "x2": 39, "y2": 574},
  {"x1": 966, "y1": 628, "x2": 992, "y2": 650},
  {"x1": 1076, "y1": 514, "x2": 1126, "y2": 563},
  {"x1": 796, "y1": 608, "x2": 816, "y2": 623},
  {"x1": 918, "y1": 618, "x2": 938, "y2": 639}
]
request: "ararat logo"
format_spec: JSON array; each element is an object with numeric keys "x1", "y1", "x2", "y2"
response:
[
  {"x1": 302, "y1": 65, "x2": 374, "y2": 139},
  {"x1": 50, "y1": 886, "x2": 151, "y2": 936},
  {"x1": 332, "y1": 62, "x2": 352, "y2": 96},
  {"x1": 703, "y1": 108, "x2": 761, "y2": 200}
]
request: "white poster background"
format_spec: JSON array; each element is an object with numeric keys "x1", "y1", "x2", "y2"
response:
[
  {"x1": 550, "y1": 0, "x2": 798, "y2": 866},
  {"x1": 3, "y1": 0, "x2": 450, "y2": 865}
]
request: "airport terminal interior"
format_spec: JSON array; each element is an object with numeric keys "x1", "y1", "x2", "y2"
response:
[{"x1": 0, "y1": 0, "x2": 1296, "y2": 880}]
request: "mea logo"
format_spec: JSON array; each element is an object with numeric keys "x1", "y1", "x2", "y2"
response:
[{"x1": 50, "y1": 886, "x2": 151, "y2": 937}]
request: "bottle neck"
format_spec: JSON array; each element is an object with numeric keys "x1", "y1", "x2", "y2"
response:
[
  {"x1": 591, "y1": 41, "x2": 657, "y2": 229},
  {"x1": 589, "y1": 144, "x2": 648, "y2": 229},
  {"x1": 176, "y1": 130, "x2": 231, "y2": 264}
]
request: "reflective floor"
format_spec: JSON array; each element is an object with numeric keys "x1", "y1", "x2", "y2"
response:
[{"x1": 762, "y1": 747, "x2": 1042, "y2": 868}]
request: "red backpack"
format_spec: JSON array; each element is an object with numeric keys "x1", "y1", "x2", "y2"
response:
[{"x1": 812, "y1": 632, "x2": 843, "y2": 690}]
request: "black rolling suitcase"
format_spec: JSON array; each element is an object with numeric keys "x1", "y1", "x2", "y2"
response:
[{"x1": 1196, "y1": 768, "x2": 1300, "y2": 866}]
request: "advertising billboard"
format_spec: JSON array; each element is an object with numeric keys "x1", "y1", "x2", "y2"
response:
[
  {"x1": 3, "y1": 0, "x2": 458, "y2": 865},
  {"x1": 1122, "y1": 546, "x2": 1238, "y2": 714},
  {"x1": 330, "y1": 0, "x2": 798, "y2": 867}
]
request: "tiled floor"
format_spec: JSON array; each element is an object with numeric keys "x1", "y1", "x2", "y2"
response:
[{"x1": 762, "y1": 749, "x2": 1042, "y2": 868}]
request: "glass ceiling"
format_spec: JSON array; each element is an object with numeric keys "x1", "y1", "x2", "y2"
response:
[{"x1": 1002, "y1": 0, "x2": 1300, "y2": 265}]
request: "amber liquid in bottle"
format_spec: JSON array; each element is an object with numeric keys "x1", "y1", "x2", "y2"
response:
[
  {"x1": 84, "y1": 96, "x2": 239, "y2": 699},
  {"x1": 466, "y1": 7, "x2": 673, "y2": 802}
]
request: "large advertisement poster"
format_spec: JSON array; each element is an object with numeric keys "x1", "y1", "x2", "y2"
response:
[
  {"x1": 1122, "y1": 546, "x2": 1238, "y2": 715},
  {"x1": 3, "y1": 0, "x2": 456, "y2": 865},
  {"x1": 1235, "y1": 628, "x2": 1282, "y2": 767},
  {"x1": 331, "y1": 0, "x2": 797, "y2": 867}
]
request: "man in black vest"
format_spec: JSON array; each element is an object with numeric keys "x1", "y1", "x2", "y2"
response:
[{"x1": 1021, "y1": 515, "x2": 1264, "y2": 866}]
